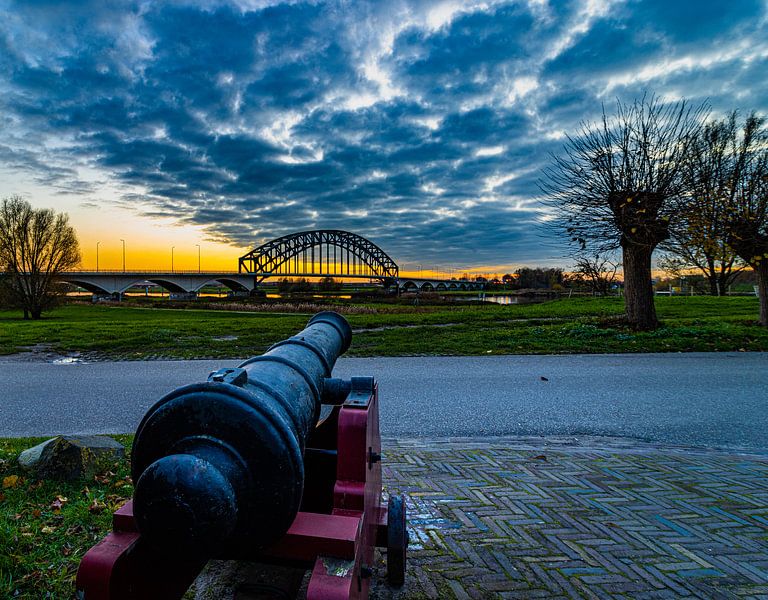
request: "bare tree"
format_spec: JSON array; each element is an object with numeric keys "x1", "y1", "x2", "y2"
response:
[
  {"x1": 572, "y1": 253, "x2": 619, "y2": 296},
  {"x1": 662, "y1": 112, "x2": 747, "y2": 295},
  {"x1": 718, "y1": 113, "x2": 768, "y2": 326},
  {"x1": 0, "y1": 195, "x2": 80, "y2": 319},
  {"x1": 542, "y1": 95, "x2": 707, "y2": 329}
]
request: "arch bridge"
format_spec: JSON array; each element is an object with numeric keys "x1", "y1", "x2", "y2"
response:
[
  {"x1": 239, "y1": 230, "x2": 399, "y2": 283},
  {"x1": 55, "y1": 230, "x2": 483, "y2": 297},
  {"x1": 397, "y1": 278, "x2": 485, "y2": 292},
  {"x1": 57, "y1": 272, "x2": 256, "y2": 298}
]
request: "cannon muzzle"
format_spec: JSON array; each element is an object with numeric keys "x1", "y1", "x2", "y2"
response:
[{"x1": 130, "y1": 311, "x2": 352, "y2": 554}]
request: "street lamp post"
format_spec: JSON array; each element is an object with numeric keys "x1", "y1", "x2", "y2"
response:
[
  {"x1": 120, "y1": 239, "x2": 125, "y2": 272},
  {"x1": 171, "y1": 246, "x2": 175, "y2": 273},
  {"x1": 196, "y1": 244, "x2": 201, "y2": 273},
  {"x1": 96, "y1": 241, "x2": 100, "y2": 272}
]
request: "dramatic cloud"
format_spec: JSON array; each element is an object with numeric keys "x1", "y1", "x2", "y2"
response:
[{"x1": 0, "y1": 0, "x2": 766, "y2": 268}]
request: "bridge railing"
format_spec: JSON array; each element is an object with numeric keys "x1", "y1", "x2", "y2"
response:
[{"x1": 62, "y1": 270, "x2": 244, "y2": 275}]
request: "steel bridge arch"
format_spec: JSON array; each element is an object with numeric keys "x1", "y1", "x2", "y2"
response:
[{"x1": 238, "y1": 230, "x2": 399, "y2": 282}]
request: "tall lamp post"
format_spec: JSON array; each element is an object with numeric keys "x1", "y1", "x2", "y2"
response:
[
  {"x1": 195, "y1": 244, "x2": 201, "y2": 273},
  {"x1": 96, "y1": 241, "x2": 100, "y2": 272},
  {"x1": 171, "y1": 246, "x2": 175, "y2": 273},
  {"x1": 120, "y1": 239, "x2": 125, "y2": 272}
]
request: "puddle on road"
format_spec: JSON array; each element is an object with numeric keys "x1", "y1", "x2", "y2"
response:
[{"x1": 52, "y1": 356, "x2": 87, "y2": 365}]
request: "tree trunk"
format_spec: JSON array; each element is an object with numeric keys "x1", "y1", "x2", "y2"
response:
[
  {"x1": 757, "y1": 261, "x2": 768, "y2": 327},
  {"x1": 709, "y1": 277, "x2": 719, "y2": 296},
  {"x1": 717, "y1": 274, "x2": 728, "y2": 297},
  {"x1": 622, "y1": 244, "x2": 658, "y2": 330},
  {"x1": 707, "y1": 258, "x2": 719, "y2": 296},
  {"x1": 31, "y1": 308, "x2": 42, "y2": 320}
]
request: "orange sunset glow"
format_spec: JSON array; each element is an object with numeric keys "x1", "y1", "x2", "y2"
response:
[{"x1": 67, "y1": 201, "x2": 528, "y2": 276}]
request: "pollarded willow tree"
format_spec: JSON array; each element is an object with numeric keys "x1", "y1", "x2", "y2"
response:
[
  {"x1": 542, "y1": 96, "x2": 707, "y2": 330},
  {"x1": 719, "y1": 113, "x2": 768, "y2": 326}
]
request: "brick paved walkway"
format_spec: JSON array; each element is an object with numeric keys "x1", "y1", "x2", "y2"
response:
[
  {"x1": 374, "y1": 436, "x2": 768, "y2": 600},
  {"x1": 192, "y1": 437, "x2": 768, "y2": 599}
]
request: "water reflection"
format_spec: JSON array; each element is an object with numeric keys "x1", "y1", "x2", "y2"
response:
[
  {"x1": 483, "y1": 295, "x2": 522, "y2": 305},
  {"x1": 456, "y1": 294, "x2": 524, "y2": 304},
  {"x1": 266, "y1": 293, "x2": 352, "y2": 300}
]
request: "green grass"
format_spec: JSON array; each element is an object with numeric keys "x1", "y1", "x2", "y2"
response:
[
  {"x1": 0, "y1": 436, "x2": 134, "y2": 599},
  {"x1": 0, "y1": 297, "x2": 766, "y2": 359}
]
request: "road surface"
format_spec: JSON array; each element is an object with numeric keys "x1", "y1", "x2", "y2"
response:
[{"x1": 1, "y1": 353, "x2": 766, "y2": 451}]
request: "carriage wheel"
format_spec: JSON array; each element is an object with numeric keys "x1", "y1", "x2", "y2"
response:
[{"x1": 387, "y1": 495, "x2": 407, "y2": 587}]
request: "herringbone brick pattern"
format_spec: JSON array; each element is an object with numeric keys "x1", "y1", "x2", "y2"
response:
[{"x1": 374, "y1": 437, "x2": 768, "y2": 599}]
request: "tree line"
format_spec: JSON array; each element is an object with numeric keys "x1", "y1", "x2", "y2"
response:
[{"x1": 543, "y1": 95, "x2": 768, "y2": 329}]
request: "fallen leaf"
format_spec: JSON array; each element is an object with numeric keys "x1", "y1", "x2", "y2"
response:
[
  {"x1": 2, "y1": 475, "x2": 20, "y2": 489},
  {"x1": 94, "y1": 471, "x2": 115, "y2": 485},
  {"x1": 540, "y1": 376, "x2": 549, "y2": 381},
  {"x1": 50, "y1": 495, "x2": 68, "y2": 512},
  {"x1": 41, "y1": 526, "x2": 56, "y2": 534},
  {"x1": 88, "y1": 499, "x2": 106, "y2": 513},
  {"x1": 32, "y1": 509, "x2": 41, "y2": 518},
  {"x1": 81, "y1": 486, "x2": 90, "y2": 496},
  {"x1": 0, "y1": 492, "x2": 5, "y2": 502},
  {"x1": 532, "y1": 455, "x2": 548, "y2": 461}
]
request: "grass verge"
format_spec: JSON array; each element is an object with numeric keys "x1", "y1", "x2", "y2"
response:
[
  {"x1": 0, "y1": 297, "x2": 766, "y2": 359},
  {"x1": 0, "y1": 436, "x2": 134, "y2": 599}
]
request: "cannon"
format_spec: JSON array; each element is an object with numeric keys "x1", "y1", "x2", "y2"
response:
[{"x1": 76, "y1": 312, "x2": 407, "y2": 599}]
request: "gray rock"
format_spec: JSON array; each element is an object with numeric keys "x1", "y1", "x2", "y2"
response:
[{"x1": 17, "y1": 435, "x2": 125, "y2": 481}]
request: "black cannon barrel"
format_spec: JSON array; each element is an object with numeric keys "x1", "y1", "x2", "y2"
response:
[{"x1": 130, "y1": 311, "x2": 352, "y2": 555}]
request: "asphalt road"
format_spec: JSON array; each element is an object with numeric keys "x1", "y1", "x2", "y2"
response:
[{"x1": 1, "y1": 353, "x2": 766, "y2": 451}]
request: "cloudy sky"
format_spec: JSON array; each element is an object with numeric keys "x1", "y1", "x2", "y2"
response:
[{"x1": 1, "y1": 0, "x2": 767, "y2": 273}]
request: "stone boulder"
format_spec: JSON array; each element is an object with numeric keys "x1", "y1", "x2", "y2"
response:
[{"x1": 18, "y1": 435, "x2": 125, "y2": 481}]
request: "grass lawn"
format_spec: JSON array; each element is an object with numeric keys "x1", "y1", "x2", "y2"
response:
[
  {"x1": 0, "y1": 296, "x2": 766, "y2": 359},
  {"x1": 0, "y1": 436, "x2": 134, "y2": 599}
]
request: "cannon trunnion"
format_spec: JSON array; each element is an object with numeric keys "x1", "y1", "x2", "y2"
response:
[{"x1": 76, "y1": 312, "x2": 407, "y2": 599}]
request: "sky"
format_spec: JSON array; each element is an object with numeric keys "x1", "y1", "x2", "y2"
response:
[{"x1": 0, "y1": 0, "x2": 767, "y2": 274}]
